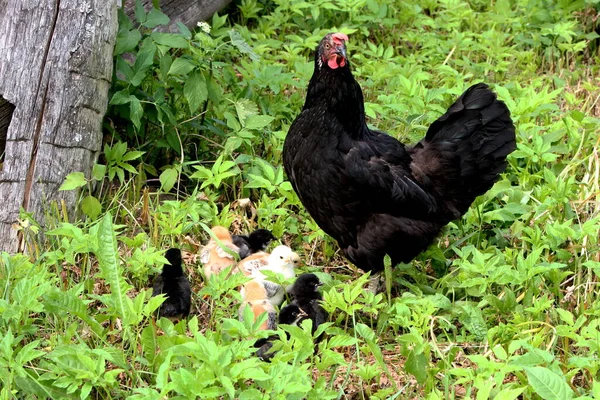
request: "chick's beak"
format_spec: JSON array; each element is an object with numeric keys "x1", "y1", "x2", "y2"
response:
[
  {"x1": 285, "y1": 254, "x2": 300, "y2": 266},
  {"x1": 298, "y1": 308, "x2": 308, "y2": 318}
]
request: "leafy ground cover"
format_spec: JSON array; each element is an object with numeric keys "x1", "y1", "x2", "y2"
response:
[{"x1": 3, "y1": 0, "x2": 600, "y2": 398}]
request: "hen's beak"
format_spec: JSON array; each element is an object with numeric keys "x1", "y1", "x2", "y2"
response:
[
  {"x1": 316, "y1": 280, "x2": 324, "y2": 288},
  {"x1": 334, "y1": 45, "x2": 346, "y2": 60}
]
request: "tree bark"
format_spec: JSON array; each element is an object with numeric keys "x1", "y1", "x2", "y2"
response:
[
  {"x1": 123, "y1": 0, "x2": 232, "y2": 32},
  {"x1": 0, "y1": 0, "x2": 118, "y2": 253}
]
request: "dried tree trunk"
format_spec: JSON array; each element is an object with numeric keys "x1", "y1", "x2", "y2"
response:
[
  {"x1": 0, "y1": 0, "x2": 118, "y2": 253},
  {"x1": 123, "y1": 0, "x2": 232, "y2": 32}
]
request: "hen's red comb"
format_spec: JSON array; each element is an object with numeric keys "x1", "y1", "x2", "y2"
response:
[{"x1": 332, "y1": 32, "x2": 349, "y2": 43}]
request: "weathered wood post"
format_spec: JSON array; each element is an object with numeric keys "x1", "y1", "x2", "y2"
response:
[
  {"x1": 0, "y1": 0, "x2": 118, "y2": 253},
  {"x1": 124, "y1": 0, "x2": 233, "y2": 32}
]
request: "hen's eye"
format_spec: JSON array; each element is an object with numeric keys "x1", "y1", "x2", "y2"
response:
[
  {"x1": 325, "y1": 43, "x2": 330, "y2": 50},
  {"x1": 280, "y1": 255, "x2": 284, "y2": 259}
]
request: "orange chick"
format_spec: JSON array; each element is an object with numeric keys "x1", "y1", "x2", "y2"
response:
[
  {"x1": 200, "y1": 226, "x2": 239, "y2": 279},
  {"x1": 238, "y1": 280, "x2": 277, "y2": 330}
]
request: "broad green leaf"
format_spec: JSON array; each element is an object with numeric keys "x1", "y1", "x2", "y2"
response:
[
  {"x1": 239, "y1": 389, "x2": 266, "y2": 400},
  {"x1": 96, "y1": 213, "x2": 133, "y2": 326},
  {"x1": 116, "y1": 57, "x2": 133, "y2": 81},
  {"x1": 495, "y1": 388, "x2": 526, "y2": 400},
  {"x1": 110, "y1": 90, "x2": 132, "y2": 105},
  {"x1": 15, "y1": 340, "x2": 44, "y2": 364},
  {"x1": 130, "y1": 96, "x2": 143, "y2": 130},
  {"x1": 59, "y1": 172, "x2": 87, "y2": 191},
  {"x1": 228, "y1": 29, "x2": 259, "y2": 61},
  {"x1": 43, "y1": 289, "x2": 104, "y2": 337},
  {"x1": 184, "y1": 71, "x2": 208, "y2": 113},
  {"x1": 80, "y1": 382, "x2": 92, "y2": 400},
  {"x1": 245, "y1": 174, "x2": 273, "y2": 190},
  {"x1": 177, "y1": 22, "x2": 191, "y2": 38},
  {"x1": 134, "y1": 0, "x2": 146, "y2": 23},
  {"x1": 151, "y1": 32, "x2": 189, "y2": 49},
  {"x1": 223, "y1": 136, "x2": 243, "y2": 153},
  {"x1": 159, "y1": 54, "x2": 172, "y2": 80},
  {"x1": 131, "y1": 40, "x2": 156, "y2": 86},
  {"x1": 122, "y1": 151, "x2": 145, "y2": 162},
  {"x1": 160, "y1": 168, "x2": 179, "y2": 192},
  {"x1": 14, "y1": 376, "x2": 64, "y2": 399},
  {"x1": 235, "y1": 99, "x2": 258, "y2": 125},
  {"x1": 168, "y1": 58, "x2": 196, "y2": 76},
  {"x1": 405, "y1": 350, "x2": 428, "y2": 384},
  {"x1": 524, "y1": 366, "x2": 574, "y2": 400},
  {"x1": 92, "y1": 164, "x2": 106, "y2": 181},
  {"x1": 141, "y1": 324, "x2": 157, "y2": 365},
  {"x1": 245, "y1": 115, "x2": 274, "y2": 130},
  {"x1": 119, "y1": 162, "x2": 138, "y2": 174},
  {"x1": 143, "y1": 8, "x2": 169, "y2": 28},
  {"x1": 116, "y1": 168, "x2": 125, "y2": 183},
  {"x1": 143, "y1": 295, "x2": 165, "y2": 317},
  {"x1": 133, "y1": 39, "x2": 156, "y2": 72},
  {"x1": 81, "y1": 195, "x2": 102, "y2": 220},
  {"x1": 115, "y1": 29, "x2": 141, "y2": 55}
]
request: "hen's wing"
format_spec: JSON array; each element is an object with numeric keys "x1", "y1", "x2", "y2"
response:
[{"x1": 342, "y1": 133, "x2": 442, "y2": 218}]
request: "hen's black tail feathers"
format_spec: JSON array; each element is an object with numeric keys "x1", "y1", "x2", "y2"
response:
[{"x1": 413, "y1": 83, "x2": 516, "y2": 216}]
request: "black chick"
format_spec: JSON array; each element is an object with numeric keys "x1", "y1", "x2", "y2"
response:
[
  {"x1": 232, "y1": 229, "x2": 276, "y2": 259},
  {"x1": 254, "y1": 303, "x2": 309, "y2": 362},
  {"x1": 255, "y1": 274, "x2": 328, "y2": 362},
  {"x1": 152, "y1": 248, "x2": 191, "y2": 321},
  {"x1": 287, "y1": 273, "x2": 328, "y2": 331}
]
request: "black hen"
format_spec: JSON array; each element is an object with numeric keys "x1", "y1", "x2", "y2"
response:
[
  {"x1": 232, "y1": 229, "x2": 276, "y2": 259},
  {"x1": 152, "y1": 248, "x2": 191, "y2": 320},
  {"x1": 283, "y1": 33, "x2": 516, "y2": 276}
]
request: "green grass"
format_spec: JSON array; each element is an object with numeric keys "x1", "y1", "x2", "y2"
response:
[{"x1": 3, "y1": 0, "x2": 600, "y2": 398}]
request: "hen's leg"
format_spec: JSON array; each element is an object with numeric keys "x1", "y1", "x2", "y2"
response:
[{"x1": 367, "y1": 271, "x2": 384, "y2": 294}]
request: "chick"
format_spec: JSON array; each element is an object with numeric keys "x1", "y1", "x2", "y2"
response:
[
  {"x1": 200, "y1": 226, "x2": 239, "y2": 279},
  {"x1": 239, "y1": 280, "x2": 277, "y2": 330},
  {"x1": 255, "y1": 302, "x2": 310, "y2": 362},
  {"x1": 152, "y1": 248, "x2": 191, "y2": 321},
  {"x1": 258, "y1": 245, "x2": 300, "y2": 280},
  {"x1": 235, "y1": 251, "x2": 269, "y2": 277},
  {"x1": 287, "y1": 273, "x2": 328, "y2": 332},
  {"x1": 278, "y1": 303, "x2": 309, "y2": 326},
  {"x1": 232, "y1": 229, "x2": 276, "y2": 259},
  {"x1": 240, "y1": 245, "x2": 301, "y2": 306}
]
